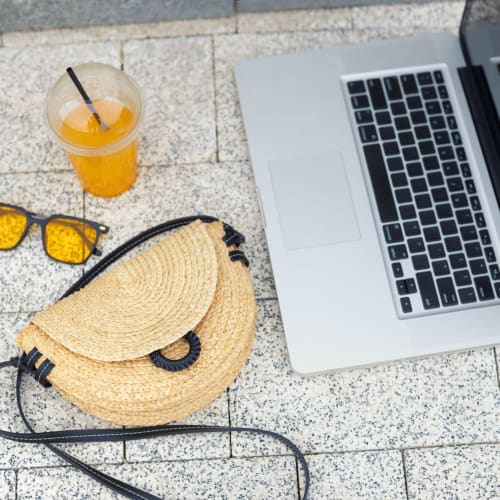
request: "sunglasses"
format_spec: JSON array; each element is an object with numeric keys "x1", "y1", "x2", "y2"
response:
[{"x1": 0, "y1": 203, "x2": 109, "y2": 265}]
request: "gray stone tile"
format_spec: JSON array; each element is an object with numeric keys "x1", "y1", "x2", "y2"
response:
[
  {"x1": 0, "y1": 172, "x2": 86, "y2": 312},
  {"x1": 0, "y1": 470, "x2": 15, "y2": 500},
  {"x1": 84, "y1": 162, "x2": 275, "y2": 299},
  {"x1": 229, "y1": 300, "x2": 500, "y2": 457},
  {"x1": 3, "y1": 18, "x2": 236, "y2": 47},
  {"x1": 301, "y1": 450, "x2": 406, "y2": 499},
  {"x1": 0, "y1": 42, "x2": 120, "y2": 174},
  {"x1": 238, "y1": 7, "x2": 352, "y2": 33},
  {"x1": 17, "y1": 455, "x2": 297, "y2": 499},
  {"x1": 0, "y1": 312, "x2": 123, "y2": 469},
  {"x1": 123, "y1": 37, "x2": 216, "y2": 167},
  {"x1": 405, "y1": 444, "x2": 500, "y2": 499},
  {"x1": 125, "y1": 392, "x2": 230, "y2": 462}
]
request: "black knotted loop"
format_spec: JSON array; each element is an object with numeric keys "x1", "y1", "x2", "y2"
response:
[
  {"x1": 223, "y1": 223, "x2": 246, "y2": 248},
  {"x1": 17, "y1": 349, "x2": 54, "y2": 388},
  {"x1": 149, "y1": 331, "x2": 201, "y2": 372},
  {"x1": 228, "y1": 250, "x2": 249, "y2": 267}
]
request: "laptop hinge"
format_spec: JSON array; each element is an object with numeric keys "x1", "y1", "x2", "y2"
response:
[{"x1": 458, "y1": 65, "x2": 500, "y2": 210}]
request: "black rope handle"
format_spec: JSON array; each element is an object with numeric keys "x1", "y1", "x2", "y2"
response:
[{"x1": 4, "y1": 215, "x2": 310, "y2": 499}]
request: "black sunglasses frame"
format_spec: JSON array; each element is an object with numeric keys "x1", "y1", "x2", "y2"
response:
[{"x1": 0, "y1": 203, "x2": 109, "y2": 265}]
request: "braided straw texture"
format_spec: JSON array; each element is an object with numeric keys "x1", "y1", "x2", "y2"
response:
[
  {"x1": 30, "y1": 220, "x2": 218, "y2": 362},
  {"x1": 16, "y1": 221, "x2": 256, "y2": 426}
]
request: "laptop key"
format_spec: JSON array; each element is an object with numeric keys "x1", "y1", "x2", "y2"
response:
[
  {"x1": 359, "y1": 125, "x2": 378, "y2": 143},
  {"x1": 408, "y1": 237, "x2": 425, "y2": 253},
  {"x1": 428, "y1": 242, "x2": 445, "y2": 259},
  {"x1": 454, "y1": 269, "x2": 472, "y2": 287},
  {"x1": 458, "y1": 287, "x2": 476, "y2": 304},
  {"x1": 456, "y1": 209, "x2": 473, "y2": 224},
  {"x1": 416, "y1": 271, "x2": 440, "y2": 309},
  {"x1": 407, "y1": 162, "x2": 423, "y2": 176},
  {"x1": 495, "y1": 282, "x2": 500, "y2": 299},
  {"x1": 403, "y1": 220, "x2": 421, "y2": 236},
  {"x1": 435, "y1": 202, "x2": 453, "y2": 218},
  {"x1": 363, "y1": 144, "x2": 398, "y2": 223},
  {"x1": 490, "y1": 264, "x2": 500, "y2": 281},
  {"x1": 423, "y1": 156, "x2": 440, "y2": 171},
  {"x1": 485, "y1": 247, "x2": 496, "y2": 263},
  {"x1": 423, "y1": 226, "x2": 441, "y2": 242},
  {"x1": 418, "y1": 140, "x2": 435, "y2": 155},
  {"x1": 383, "y1": 76, "x2": 403, "y2": 100},
  {"x1": 415, "y1": 125, "x2": 431, "y2": 139},
  {"x1": 401, "y1": 74, "x2": 418, "y2": 94},
  {"x1": 451, "y1": 193, "x2": 468, "y2": 208},
  {"x1": 470, "y1": 196, "x2": 481, "y2": 210},
  {"x1": 390, "y1": 101, "x2": 407, "y2": 115},
  {"x1": 432, "y1": 189, "x2": 449, "y2": 204},
  {"x1": 384, "y1": 141, "x2": 400, "y2": 155},
  {"x1": 402, "y1": 147, "x2": 419, "y2": 161},
  {"x1": 461, "y1": 163, "x2": 472, "y2": 178},
  {"x1": 415, "y1": 194, "x2": 432, "y2": 209},
  {"x1": 474, "y1": 275, "x2": 494, "y2": 301},
  {"x1": 383, "y1": 223, "x2": 404, "y2": 243},
  {"x1": 407, "y1": 96, "x2": 423, "y2": 109},
  {"x1": 379, "y1": 126, "x2": 396, "y2": 140},
  {"x1": 465, "y1": 242, "x2": 482, "y2": 258},
  {"x1": 395, "y1": 188, "x2": 412, "y2": 203},
  {"x1": 352, "y1": 95, "x2": 369, "y2": 108},
  {"x1": 437, "y1": 277, "x2": 458, "y2": 306},
  {"x1": 438, "y1": 85, "x2": 448, "y2": 98},
  {"x1": 410, "y1": 111, "x2": 426, "y2": 125},
  {"x1": 456, "y1": 147, "x2": 467, "y2": 161},
  {"x1": 434, "y1": 131, "x2": 450, "y2": 144},
  {"x1": 430, "y1": 116, "x2": 446, "y2": 129},
  {"x1": 460, "y1": 225, "x2": 478, "y2": 241},
  {"x1": 465, "y1": 179, "x2": 476, "y2": 194},
  {"x1": 447, "y1": 177, "x2": 464, "y2": 192},
  {"x1": 447, "y1": 116, "x2": 458, "y2": 129},
  {"x1": 425, "y1": 101, "x2": 441, "y2": 114},
  {"x1": 419, "y1": 210, "x2": 436, "y2": 226},
  {"x1": 480, "y1": 229, "x2": 491, "y2": 245},
  {"x1": 412, "y1": 253, "x2": 430, "y2": 270},
  {"x1": 391, "y1": 172, "x2": 408, "y2": 187},
  {"x1": 433, "y1": 259, "x2": 450, "y2": 276},
  {"x1": 438, "y1": 146, "x2": 454, "y2": 160},
  {"x1": 442, "y1": 101, "x2": 453, "y2": 114},
  {"x1": 451, "y1": 131, "x2": 462, "y2": 145},
  {"x1": 433, "y1": 70, "x2": 444, "y2": 83},
  {"x1": 421, "y1": 86, "x2": 437, "y2": 100},
  {"x1": 449, "y1": 253, "x2": 467, "y2": 269},
  {"x1": 396, "y1": 278, "x2": 417, "y2": 295},
  {"x1": 348, "y1": 80, "x2": 366, "y2": 94},
  {"x1": 445, "y1": 236, "x2": 462, "y2": 252},
  {"x1": 440, "y1": 219, "x2": 458, "y2": 235},
  {"x1": 367, "y1": 78, "x2": 388, "y2": 110},
  {"x1": 417, "y1": 72, "x2": 433, "y2": 85},
  {"x1": 395, "y1": 116, "x2": 411, "y2": 130},
  {"x1": 375, "y1": 111, "x2": 391, "y2": 125},
  {"x1": 470, "y1": 258, "x2": 487, "y2": 275},
  {"x1": 387, "y1": 157, "x2": 404, "y2": 171},
  {"x1": 400, "y1": 297, "x2": 413, "y2": 313},
  {"x1": 388, "y1": 244, "x2": 408, "y2": 260},
  {"x1": 427, "y1": 172, "x2": 444, "y2": 186},
  {"x1": 355, "y1": 109, "x2": 374, "y2": 124},
  {"x1": 392, "y1": 262, "x2": 404, "y2": 278},
  {"x1": 443, "y1": 161, "x2": 458, "y2": 175},
  {"x1": 399, "y1": 204, "x2": 416, "y2": 219},
  {"x1": 398, "y1": 131, "x2": 415, "y2": 145}
]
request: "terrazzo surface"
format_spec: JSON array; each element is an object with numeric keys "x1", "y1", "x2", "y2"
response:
[{"x1": 0, "y1": 1, "x2": 499, "y2": 499}]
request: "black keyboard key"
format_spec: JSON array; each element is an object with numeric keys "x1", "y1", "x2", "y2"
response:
[
  {"x1": 456, "y1": 209, "x2": 473, "y2": 225},
  {"x1": 461, "y1": 163, "x2": 472, "y2": 178},
  {"x1": 445, "y1": 236, "x2": 462, "y2": 252},
  {"x1": 474, "y1": 275, "x2": 494, "y2": 301},
  {"x1": 395, "y1": 188, "x2": 412, "y2": 203},
  {"x1": 410, "y1": 111, "x2": 426, "y2": 125},
  {"x1": 447, "y1": 177, "x2": 464, "y2": 192},
  {"x1": 401, "y1": 74, "x2": 418, "y2": 94},
  {"x1": 398, "y1": 131, "x2": 415, "y2": 145},
  {"x1": 447, "y1": 115, "x2": 457, "y2": 129},
  {"x1": 348, "y1": 80, "x2": 366, "y2": 94},
  {"x1": 367, "y1": 78, "x2": 388, "y2": 110},
  {"x1": 416, "y1": 271, "x2": 440, "y2": 309},
  {"x1": 440, "y1": 219, "x2": 458, "y2": 235},
  {"x1": 465, "y1": 179, "x2": 476, "y2": 194},
  {"x1": 363, "y1": 144, "x2": 399, "y2": 223},
  {"x1": 399, "y1": 204, "x2": 416, "y2": 219},
  {"x1": 443, "y1": 161, "x2": 458, "y2": 176},
  {"x1": 490, "y1": 264, "x2": 500, "y2": 281},
  {"x1": 388, "y1": 244, "x2": 408, "y2": 260},
  {"x1": 470, "y1": 258, "x2": 487, "y2": 275},
  {"x1": 400, "y1": 296, "x2": 413, "y2": 313},
  {"x1": 392, "y1": 262, "x2": 404, "y2": 278},
  {"x1": 465, "y1": 242, "x2": 482, "y2": 258},
  {"x1": 456, "y1": 147, "x2": 467, "y2": 162},
  {"x1": 418, "y1": 140, "x2": 435, "y2": 155},
  {"x1": 436, "y1": 202, "x2": 453, "y2": 218},
  {"x1": 395, "y1": 116, "x2": 411, "y2": 130},
  {"x1": 408, "y1": 237, "x2": 425, "y2": 253},
  {"x1": 355, "y1": 109, "x2": 374, "y2": 124},
  {"x1": 383, "y1": 76, "x2": 403, "y2": 100},
  {"x1": 428, "y1": 242, "x2": 445, "y2": 259},
  {"x1": 402, "y1": 147, "x2": 419, "y2": 162},
  {"x1": 438, "y1": 146, "x2": 454, "y2": 160},
  {"x1": 407, "y1": 162, "x2": 423, "y2": 177},
  {"x1": 451, "y1": 131, "x2": 462, "y2": 145},
  {"x1": 475, "y1": 212, "x2": 486, "y2": 228},
  {"x1": 437, "y1": 277, "x2": 458, "y2": 306},
  {"x1": 379, "y1": 126, "x2": 396, "y2": 140},
  {"x1": 352, "y1": 95, "x2": 369, "y2": 108},
  {"x1": 425, "y1": 101, "x2": 441, "y2": 114},
  {"x1": 359, "y1": 125, "x2": 378, "y2": 143},
  {"x1": 460, "y1": 225, "x2": 477, "y2": 241},
  {"x1": 433, "y1": 259, "x2": 450, "y2": 276},
  {"x1": 383, "y1": 223, "x2": 404, "y2": 243},
  {"x1": 480, "y1": 229, "x2": 491, "y2": 245},
  {"x1": 411, "y1": 177, "x2": 428, "y2": 193},
  {"x1": 430, "y1": 116, "x2": 446, "y2": 129},
  {"x1": 451, "y1": 193, "x2": 468, "y2": 208},
  {"x1": 387, "y1": 157, "x2": 404, "y2": 172},
  {"x1": 423, "y1": 156, "x2": 439, "y2": 171},
  {"x1": 390, "y1": 101, "x2": 407, "y2": 115},
  {"x1": 415, "y1": 194, "x2": 432, "y2": 209},
  {"x1": 433, "y1": 70, "x2": 444, "y2": 83},
  {"x1": 432, "y1": 189, "x2": 449, "y2": 204},
  {"x1": 454, "y1": 269, "x2": 472, "y2": 287},
  {"x1": 417, "y1": 72, "x2": 433, "y2": 85},
  {"x1": 391, "y1": 172, "x2": 408, "y2": 187},
  {"x1": 412, "y1": 253, "x2": 430, "y2": 270},
  {"x1": 421, "y1": 86, "x2": 437, "y2": 100},
  {"x1": 427, "y1": 172, "x2": 444, "y2": 186},
  {"x1": 397, "y1": 278, "x2": 417, "y2": 295},
  {"x1": 470, "y1": 196, "x2": 481, "y2": 211},
  {"x1": 424, "y1": 226, "x2": 441, "y2": 242},
  {"x1": 384, "y1": 141, "x2": 400, "y2": 156},
  {"x1": 404, "y1": 220, "x2": 421, "y2": 236},
  {"x1": 496, "y1": 282, "x2": 500, "y2": 299},
  {"x1": 438, "y1": 85, "x2": 449, "y2": 98},
  {"x1": 415, "y1": 125, "x2": 431, "y2": 140},
  {"x1": 442, "y1": 101, "x2": 453, "y2": 114},
  {"x1": 434, "y1": 131, "x2": 450, "y2": 144},
  {"x1": 419, "y1": 209, "x2": 436, "y2": 226},
  {"x1": 485, "y1": 247, "x2": 496, "y2": 263},
  {"x1": 449, "y1": 253, "x2": 467, "y2": 269},
  {"x1": 407, "y1": 96, "x2": 423, "y2": 109},
  {"x1": 375, "y1": 111, "x2": 391, "y2": 125},
  {"x1": 458, "y1": 287, "x2": 476, "y2": 304}
]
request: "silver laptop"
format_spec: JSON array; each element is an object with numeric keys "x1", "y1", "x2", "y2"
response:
[{"x1": 235, "y1": 0, "x2": 500, "y2": 374}]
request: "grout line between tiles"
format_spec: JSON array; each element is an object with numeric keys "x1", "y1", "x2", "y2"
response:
[{"x1": 400, "y1": 449, "x2": 410, "y2": 500}]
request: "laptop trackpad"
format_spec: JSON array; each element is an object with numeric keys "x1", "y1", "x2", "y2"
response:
[{"x1": 269, "y1": 151, "x2": 360, "y2": 250}]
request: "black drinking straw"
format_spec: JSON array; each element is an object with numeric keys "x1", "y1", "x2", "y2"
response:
[{"x1": 66, "y1": 67, "x2": 109, "y2": 131}]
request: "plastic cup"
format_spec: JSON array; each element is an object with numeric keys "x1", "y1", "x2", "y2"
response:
[{"x1": 45, "y1": 63, "x2": 144, "y2": 198}]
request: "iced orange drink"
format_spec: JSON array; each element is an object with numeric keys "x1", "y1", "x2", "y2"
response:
[{"x1": 45, "y1": 63, "x2": 143, "y2": 198}]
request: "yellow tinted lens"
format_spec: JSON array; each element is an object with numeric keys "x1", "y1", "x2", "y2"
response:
[
  {"x1": 0, "y1": 205, "x2": 28, "y2": 250},
  {"x1": 44, "y1": 217, "x2": 97, "y2": 264}
]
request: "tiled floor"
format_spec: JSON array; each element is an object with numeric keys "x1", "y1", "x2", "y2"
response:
[{"x1": 0, "y1": 1, "x2": 499, "y2": 499}]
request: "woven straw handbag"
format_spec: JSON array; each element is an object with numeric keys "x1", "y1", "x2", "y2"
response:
[{"x1": 0, "y1": 216, "x2": 310, "y2": 499}]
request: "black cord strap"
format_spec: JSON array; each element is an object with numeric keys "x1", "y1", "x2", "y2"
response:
[{"x1": 4, "y1": 215, "x2": 310, "y2": 499}]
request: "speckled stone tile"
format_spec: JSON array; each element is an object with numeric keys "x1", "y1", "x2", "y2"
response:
[
  {"x1": 84, "y1": 162, "x2": 275, "y2": 299},
  {"x1": 352, "y1": 0, "x2": 465, "y2": 31},
  {"x1": 3, "y1": 17, "x2": 235, "y2": 47},
  {"x1": 0, "y1": 312, "x2": 123, "y2": 469},
  {"x1": 229, "y1": 300, "x2": 500, "y2": 457},
  {"x1": 0, "y1": 470, "x2": 15, "y2": 500},
  {"x1": 237, "y1": 7, "x2": 352, "y2": 33},
  {"x1": 125, "y1": 392, "x2": 230, "y2": 462},
  {"x1": 0, "y1": 42, "x2": 120, "y2": 174},
  {"x1": 123, "y1": 37, "x2": 216, "y2": 167},
  {"x1": 300, "y1": 450, "x2": 406, "y2": 499},
  {"x1": 0, "y1": 172, "x2": 86, "y2": 312},
  {"x1": 405, "y1": 444, "x2": 500, "y2": 499},
  {"x1": 17, "y1": 455, "x2": 297, "y2": 499}
]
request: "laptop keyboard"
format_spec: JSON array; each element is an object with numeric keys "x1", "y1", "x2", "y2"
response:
[{"x1": 345, "y1": 66, "x2": 500, "y2": 317}]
